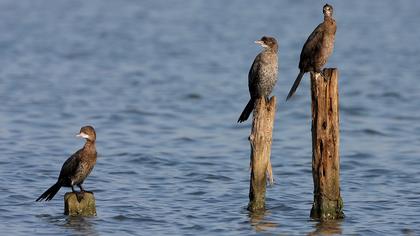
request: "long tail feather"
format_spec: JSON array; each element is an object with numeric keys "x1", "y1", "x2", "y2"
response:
[
  {"x1": 286, "y1": 71, "x2": 305, "y2": 101},
  {"x1": 237, "y1": 99, "x2": 254, "y2": 123},
  {"x1": 36, "y1": 182, "x2": 61, "y2": 201}
]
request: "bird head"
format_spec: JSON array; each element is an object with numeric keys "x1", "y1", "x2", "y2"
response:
[
  {"x1": 255, "y1": 36, "x2": 278, "y2": 51},
  {"x1": 76, "y1": 125, "x2": 96, "y2": 142},
  {"x1": 323, "y1": 4, "x2": 333, "y2": 17}
]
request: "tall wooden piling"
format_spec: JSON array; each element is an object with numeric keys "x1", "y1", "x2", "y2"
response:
[
  {"x1": 310, "y1": 68, "x2": 344, "y2": 220},
  {"x1": 248, "y1": 96, "x2": 276, "y2": 212}
]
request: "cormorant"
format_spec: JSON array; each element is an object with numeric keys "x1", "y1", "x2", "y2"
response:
[
  {"x1": 286, "y1": 4, "x2": 336, "y2": 100},
  {"x1": 36, "y1": 126, "x2": 97, "y2": 201},
  {"x1": 238, "y1": 36, "x2": 278, "y2": 122}
]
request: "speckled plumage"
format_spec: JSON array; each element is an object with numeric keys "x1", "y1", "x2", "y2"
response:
[
  {"x1": 286, "y1": 4, "x2": 336, "y2": 101},
  {"x1": 36, "y1": 126, "x2": 97, "y2": 201},
  {"x1": 238, "y1": 36, "x2": 278, "y2": 123}
]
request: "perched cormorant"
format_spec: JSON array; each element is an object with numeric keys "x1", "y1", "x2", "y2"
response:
[
  {"x1": 36, "y1": 126, "x2": 97, "y2": 201},
  {"x1": 286, "y1": 4, "x2": 336, "y2": 100},
  {"x1": 238, "y1": 36, "x2": 278, "y2": 123}
]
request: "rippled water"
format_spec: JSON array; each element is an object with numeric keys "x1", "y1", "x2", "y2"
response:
[{"x1": 0, "y1": 0, "x2": 419, "y2": 235}]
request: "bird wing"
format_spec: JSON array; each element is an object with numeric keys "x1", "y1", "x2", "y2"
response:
[
  {"x1": 248, "y1": 53, "x2": 262, "y2": 97},
  {"x1": 58, "y1": 149, "x2": 82, "y2": 180},
  {"x1": 299, "y1": 22, "x2": 325, "y2": 69}
]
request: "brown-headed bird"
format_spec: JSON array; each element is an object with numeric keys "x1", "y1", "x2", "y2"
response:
[
  {"x1": 36, "y1": 126, "x2": 97, "y2": 201},
  {"x1": 238, "y1": 36, "x2": 278, "y2": 122},
  {"x1": 286, "y1": 4, "x2": 336, "y2": 100}
]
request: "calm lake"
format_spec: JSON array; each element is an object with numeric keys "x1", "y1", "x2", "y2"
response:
[{"x1": 0, "y1": 0, "x2": 419, "y2": 235}]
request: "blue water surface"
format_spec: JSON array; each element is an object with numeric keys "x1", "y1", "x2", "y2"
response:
[{"x1": 0, "y1": 0, "x2": 419, "y2": 235}]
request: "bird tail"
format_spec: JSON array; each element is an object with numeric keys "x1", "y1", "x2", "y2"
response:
[
  {"x1": 36, "y1": 181, "x2": 62, "y2": 201},
  {"x1": 237, "y1": 99, "x2": 254, "y2": 123},
  {"x1": 286, "y1": 71, "x2": 305, "y2": 101}
]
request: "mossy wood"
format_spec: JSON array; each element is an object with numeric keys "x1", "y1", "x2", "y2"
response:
[
  {"x1": 310, "y1": 68, "x2": 344, "y2": 220},
  {"x1": 248, "y1": 96, "x2": 276, "y2": 212},
  {"x1": 64, "y1": 192, "x2": 97, "y2": 216}
]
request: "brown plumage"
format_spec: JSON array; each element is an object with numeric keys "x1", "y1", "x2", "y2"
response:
[
  {"x1": 286, "y1": 4, "x2": 336, "y2": 101},
  {"x1": 36, "y1": 126, "x2": 97, "y2": 201},
  {"x1": 238, "y1": 36, "x2": 278, "y2": 122}
]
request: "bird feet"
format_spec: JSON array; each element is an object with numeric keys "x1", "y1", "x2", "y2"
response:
[
  {"x1": 318, "y1": 70, "x2": 331, "y2": 81},
  {"x1": 313, "y1": 70, "x2": 325, "y2": 78},
  {"x1": 75, "y1": 191, "x2": 85, "y2": 202},
  {"x1": 310, "y1": 71, "x2": 325, "y2": 80},
  {"x1": 74, "y1": 190, "x2": 93, "y2": 202}
]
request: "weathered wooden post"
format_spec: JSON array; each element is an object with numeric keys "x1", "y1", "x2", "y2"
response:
[
  {"x1": 248, "y1": 96, "x2": 276, "y2": 212},
  {"x1": 310, "y1": 68, "x2": 344, "y2": 220},
  {"x1": 64, "y1": 192, "x2": 97, "y2": 216}
]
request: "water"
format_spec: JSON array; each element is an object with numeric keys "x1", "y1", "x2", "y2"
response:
[{"x1": 0, "y1": 0, "x2": 419, "y2": 235}]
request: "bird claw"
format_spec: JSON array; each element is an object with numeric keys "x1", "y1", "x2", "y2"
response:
[
  {"x1": 319, "y1": 70, "x2": 330, "y2": 80},
  {"x1": 75, "y1": 191, "x2": 85, "y2": 202}
]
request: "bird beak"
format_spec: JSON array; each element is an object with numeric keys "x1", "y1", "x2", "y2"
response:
[
  {"x1": 76, "y1": 132, "x2": 90, "y2": 139},
  {"x1": 255, "y1": 40, "x2": 267, "y2": 47}
]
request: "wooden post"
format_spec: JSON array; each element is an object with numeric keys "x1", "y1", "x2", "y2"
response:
[
  {"x1": 310, "y1": 68, "x2": 344, "y2": 220},
  {"x1": 64, "y1": 192, "x2": 97, "y2": 216},
  {"x1": 248, "y1": 96, "x2": 276, "y2": 212}
]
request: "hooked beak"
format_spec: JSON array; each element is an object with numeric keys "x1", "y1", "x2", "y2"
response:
[
  {"x1": 254, "y1": 40, "x2": 267, "y2": 48},
  {"x1": 76, "y1": 132, "x2": 90, "y2": 139}
]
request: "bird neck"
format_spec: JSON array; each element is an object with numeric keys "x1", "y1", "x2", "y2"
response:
[
  {"x1": 264, "y1": 47, "x2": 277, "y2": 54},
  {"x1": 324, "y1": 15, "x2": 334, "y2": 21},
  {"x1": 84, "y1": 140, "x2": 96, "y2": 151},
  {"x1": 323, "y1": 16, "x2": 336, "y2": 34}
]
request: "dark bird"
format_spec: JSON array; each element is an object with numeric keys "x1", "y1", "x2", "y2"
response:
[
  {"x1": 286, "y1": 4, "x2": 336, "y2": 100},
  {"x1": 238, "y1": 36, "x2": 278, "y2": 123},
  {"x1": 36, "y1": 126, "x2": 97, "y2": 201}
]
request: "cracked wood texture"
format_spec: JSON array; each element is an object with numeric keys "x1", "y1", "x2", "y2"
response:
[
  {"x1": 248, "y1": 96, "x2": 276, "y2": 212},
  {"x1": 310, "y1": 68, "x2": 344, "y2": 220}
]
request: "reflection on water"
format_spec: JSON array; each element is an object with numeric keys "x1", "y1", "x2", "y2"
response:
[
  {"x1": 37, "y1": 214, "x2": 98, "y2": 236},
  {"x1": 308, "y1": 220, "x2": 343, "y2": 236},
  {"x1": 248, "y1": 210, "x2": 278, "y2": 232},
  {"x1": 63, "y1": 216, "x2": 99, "y2": 236}
]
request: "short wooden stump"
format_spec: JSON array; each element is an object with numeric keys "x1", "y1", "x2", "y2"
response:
[{"x1": 64, "y1": 192, "x2": 97, "y2": 216}]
